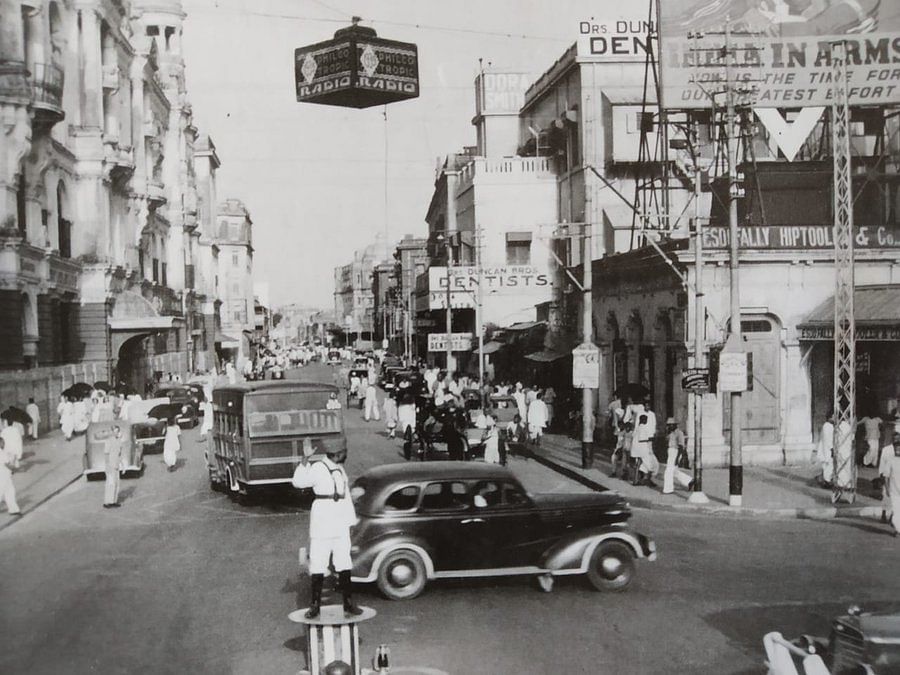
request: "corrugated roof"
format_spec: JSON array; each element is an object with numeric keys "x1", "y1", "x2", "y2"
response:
[
  {"x1": 802, "y1": 285, "x2": 900, "y2": 325},
  {"x1": 524, "y1": 350, "x2": 567, "y2": 363},
  {"x1": 505, "y1": 320, "x2": 546, "y2": 332}
]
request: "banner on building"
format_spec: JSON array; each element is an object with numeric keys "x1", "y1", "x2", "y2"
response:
[
  {"x1": 702, "y1": 224, "x2": 900, "y2": 250},
  {"x1": 428, "y1": 265, "x2": 552, "y2": 310},
  {"x1": 659, "y1": 0, "x2": 900, "y2": 109},
  {"x1": 572, "y1": 343, "x2": 601, "y2": 389},
  {"x1": 427, "y1": 333, "x2": 473, "y2": 353}
]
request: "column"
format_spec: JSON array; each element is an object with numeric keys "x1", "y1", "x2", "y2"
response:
[
  {"x1": 782, "y1": 339, "x2": 814, "y2": 462},
  {"x1": 79, "y1": 8, "x2": 102, "y2": 129}
]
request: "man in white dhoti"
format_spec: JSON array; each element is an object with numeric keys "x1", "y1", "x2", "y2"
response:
[
  {"x1": 527, "y1": 392, "x2": 549, "y2": 446},
  {"x1": 879, "y1": 434, "x2": 900, "y2": 536},
  {"x1": 364, "y1": 382, "x2": 380, "y2": 422},
  {"x1": 861, "y1": 414, "x2": 883, "y2": 467},
  {"x1": 292, "y1": 442, "x2": 362, "y2": 618},
  {"x1": 0, "y1": 437, "x2": 20, "y2": 515},
  {"x1": 816, "y1": 416, "x2": 835, "y2": 486}
]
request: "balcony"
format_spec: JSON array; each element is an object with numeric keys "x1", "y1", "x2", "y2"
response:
[
  {"x1": 457, "y1": 156, "x2": 554, "y2": 191},
  {"x1": 30, "y1": 63, "x2": 65, "y2": 130},
  {"x1": 102, "y1": 64, "x2": 119, "y2": 91},
  {"x1": 103, "y1": 135, "x2": 135, "y2": 182},
  {"x1": 141, "y1": 280, "x2": 182, "y2": 317},
  {"x1": 148, "y1": 180, "x2": 167, "y2": 207}
]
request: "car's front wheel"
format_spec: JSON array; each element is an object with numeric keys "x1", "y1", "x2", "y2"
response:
[
  {"x1": 376, "y1": 549, "x2": 427, "y2": 600},
  {"x1": 586, "y1": 541, "x2": 635, "y2": 592}
]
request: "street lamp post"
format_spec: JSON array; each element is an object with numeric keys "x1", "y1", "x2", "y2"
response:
[{"x1": 444, "y1": 236, "x2": 453, "y2": 373}]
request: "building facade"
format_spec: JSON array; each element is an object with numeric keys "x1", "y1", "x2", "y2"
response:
[
  {"x1": 333, "y1": 238, "x2": 384, "y2": 347},
  {"x1": 0, "y1": 0, "x2": 217, "y2": 397},
  {"x1": 215, "y1": 198, "x2": 254, "y2": 368}
]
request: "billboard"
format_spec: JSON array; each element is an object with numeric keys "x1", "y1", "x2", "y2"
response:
[
  {"x1": 576, "y1": 15, "x2": 655, "y2": 60},
  {"x1": 475, "y1": 71, "x2": 531, "y2": 115},
  {"x1": 428, "y1": 265, "x2": 552, "y2": 310},
  {"x1": 659, "y1": 0, "x2": 900, "y2": 108},
  {"x1": 701, "y1": 224, "x2": 900, "y2": 250},
  {"x1": 427, "y1": 333, "x2": 473, "y2": 353}
]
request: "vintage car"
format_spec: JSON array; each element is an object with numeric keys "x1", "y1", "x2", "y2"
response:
[
  {"x1": 349, "y1": 462, "x2": 656, "y2": 600},
  {"x1": 156, "y1": 384, "x2": 202, "y2": 411},
  {"x1": 83, "y1": 421, "x2": 144, "y2": 479},
  {"x1": 123, "y1": 397, "x2": 171, "y2": 453},
  {"x1": 147, "y1": 402, "x2": 198, "y2": 429},
  {"x1": 764, "y1": 605, "x2": 900, "y2": 675},
  {"x1": 326, "y1": 350, "x2": 342, "y2": 366}
]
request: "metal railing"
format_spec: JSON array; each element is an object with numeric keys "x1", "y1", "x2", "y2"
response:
[{"x1": 30, "y1": 62, "x2": 64, "y2": 109}]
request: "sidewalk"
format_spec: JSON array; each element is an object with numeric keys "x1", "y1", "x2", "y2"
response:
[
  {"x1": 520, "y1": 432, "x2": 886, "y2": 520},
  {"x1": 0, "y1": 429, "x2": 84, "y2": 531}
]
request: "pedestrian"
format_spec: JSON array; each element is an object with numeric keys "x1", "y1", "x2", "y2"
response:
[
  {"x1": 613, "y1": 421, "x2": 634, "y2": 479},
  {"x1": 364, "y1": 381, "x2": 380, "y2": 422},
  {"x1": 291, "y1": 440, "x2": 362, "y2": 618},
  {"x1": 61, "y1": 396, "x2": 75, "y2": 441},
  {"x1": 0, "y1": 418, "x2": 23, "y2": 470},
  {"x1": 544, "y1": 386, "x2": 556, "y2": 430},
  {"x1": 73, "y1": 398, "x2": 89, "y2": 435},
  {"x1": 482, "y1": 414, "x2": 500, "y2": 464},
  {"x1": 446, "y1": 417, "x2": 467, "y2": 461},
  {"x1": 879, "y1": 433, "x2": 900, "y2": 536},
  {"x1": 200, "y1": 399, "x2": 214, "y2": 438},
  {"x1": 513, "y1": 382, "x2": 527, "y2": 421},
  {"x1": 861, "y1": 412, "x2": 883, "y2": 467},
  {"x1": 505, "y1": 414, "x2": 527, "y2": 444},
  {"x1": 225, "y1": 360, "x2": 237, "y2": 385},
  {"x1": 662, "y1": 418, "x2": 693, "y2": 494},
  {"x1": 383, "y1": 394, "x2": 398, "y2": 438},
  {"x1": 0, "y1": 437, "x2": 21, "y2": 516},
  {"x1": 815, "y1": 414, "x2": 835, "y2": 486},
  {"x1": 632, "y1": 402, "x2": 659, "y2": 487},
  {"x1": 56, "y1": 394, "x2": 66, "y2": 427},
  {"x1": 163, "y1": 418, "x2": 180, "y2": 471},
  {"x1": 103, "y1": 425, "x2": 125, "y2": 508},
  {"x1": 25, "y1": 397, "x2": 40, "y2": 440},
  {"x1": 326, "y1": 392, "x2": 343, "y2": 410},
  {"x1": 527, "y1": 391, "x2": 549, "y2": 446}
]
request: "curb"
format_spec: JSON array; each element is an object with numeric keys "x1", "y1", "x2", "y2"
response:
[
  {"x1": 0, "y1": 461, "x2": 83, "y2": 534},
  {"x1": 521, "y1": 446, "x2": 885, "y2": 521}
]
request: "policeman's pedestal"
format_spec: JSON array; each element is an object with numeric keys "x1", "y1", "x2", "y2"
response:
[{"x1": 289, "y1": 605, "x2": 376, "y2": 675}]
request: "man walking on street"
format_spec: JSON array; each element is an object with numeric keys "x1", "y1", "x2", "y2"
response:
[
  {"x1": 25, "y1": 398, "x2": 40, "y2": 440},
  {"x1": 364, "y1": 381, "x2": 380, "y2": 422},
  {"x1": 0, "y1": 437, "x2": 21, "y2": 516},
  {"x1": 0, "y1": 418, "x2": 23, "y2": 470},
  {"x1": 292, "y1": 441, "x2": 362, "y2": 618},
  {"x1": 103, "y1": 426, "x2": 125, "y2": 508}
]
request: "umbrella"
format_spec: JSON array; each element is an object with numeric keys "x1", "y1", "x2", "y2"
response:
[
  {"x1": 93, "y1": 381, "x2": 112, "y2": 392},
  {"x1": 615, "y1": 382, "x2": 650, "y2": 402},
  {"x1": 1, "y1": 406, "x2": 32, "y2": 427},
  {"x1": 63, "y1": 382, "x2": 93, "y2": 399}
]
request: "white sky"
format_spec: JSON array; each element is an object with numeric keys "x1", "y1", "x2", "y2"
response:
[{"x1": 181, "y1": 0, "x2": 617, "y2": 308}]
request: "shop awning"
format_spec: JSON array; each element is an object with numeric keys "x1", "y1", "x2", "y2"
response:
[
  {"x1": 474, "y1": 340, "x2": 505, "y2": 355},
  {"x1": 798, "y1": 285, "x2": 900, "y2": 341},
  {"x1": 524, "y1": 349, "x2": 567, "y2": 363},
  {"x1": 505, "y1": 321, "x2": 546, "y2": 332},
  {"x1": 215, "y1": 331, "x2": 241, "y2": 348}
]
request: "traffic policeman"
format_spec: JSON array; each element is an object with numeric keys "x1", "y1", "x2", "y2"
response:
[{"x1": 292, "y1": 440, "x2": 362, "y2": 618}]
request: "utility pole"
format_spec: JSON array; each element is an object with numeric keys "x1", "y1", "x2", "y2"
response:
[
  {"x1": 830, "y1": 39, "x2": 857, "y2": 503},
  {"x1": 581, "y1": 221, "x2": 594, "y2": 469},
  {"x1": 689, "y1": 124, "x2": 710, "y2": 504},
  {"x1": 445, "y1": 238, "x2": 454, "y2": 373},
  {"x1": 725, "y1": 21, "x2": 743, "y2": 507},
  {"x1": 475, "y1": 225, "x2": 485, "y2": 397}
]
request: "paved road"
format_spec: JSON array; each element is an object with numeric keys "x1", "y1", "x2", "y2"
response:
[{"x1": 1, "y1": 364, "x2": 897, "y2": 674}]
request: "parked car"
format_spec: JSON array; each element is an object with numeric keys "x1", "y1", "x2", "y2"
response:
[
  {"x1": 83, "y1": 421, "x2": 144, "y2": 479},
  {"x1": 349, "y1": 462, "x2": 656, "y2": 600},
  {"x1": 156, "y1": 384, "x2": 201, "y2": 411},
  {"x1": 124, "y1": 397, "x2": 171, "y2": 453}
]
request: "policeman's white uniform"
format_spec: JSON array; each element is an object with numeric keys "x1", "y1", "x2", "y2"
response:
[{"x1": 292, "y1": 456, "x2": 357, "y2": 574}]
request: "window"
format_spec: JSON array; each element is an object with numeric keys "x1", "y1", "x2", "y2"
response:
[
  {"x1": 384, "y1": 486, "x2": 420, "y2": 511},
  {"x1": 232, "y1": 252, "x2": 239, "y2": 267},
  {"x1": 233, "y1": 311, "x2": 242, "y2": 322},
  {"x1": 502, "y1": 482, "x2": 529, "y2": 506},
  {"x1": 420, "y1": 481, "x2": 468, "y2": 511},
  {"x1": 16, "y1": 171, "x2": 26, "y2": 238},
  {"x1": 505, "y1": 232, "x2": 532, "y2": 265},
  {"x1": 472, "y1": 480, "x2": 502, "y2": 508},
  {"x1": 152, "y1": 258, "x2": 159, "y2": 283},
  {"x1": 161, "y1": 262, "x2": 167, "y2": 287},
  {"x1": 229, "y1": 223, "x2": 240, "y2": 240}
]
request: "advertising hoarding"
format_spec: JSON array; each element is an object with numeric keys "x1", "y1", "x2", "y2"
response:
[
  {"x1": 295, "y1": 25, "x2": 419, "y2": 108},
  {"x1": 576, "y1": 15, "x2": 655, "y2": 60},
  {"x1": 428, "y1": 265, "x2": 553, "y2": 310},
  {"x1": 427, "y1": 333, "x2": 473, "y2": 353},
  {"x1": 476, "y1": 71, "x2": 531, "y2": 115},
  {"x1": 572, "y1": 343, "x2": 601, "y2": 389},
  {"x1": 659, "y1": 0, "x2": 900, "y2": 108}
]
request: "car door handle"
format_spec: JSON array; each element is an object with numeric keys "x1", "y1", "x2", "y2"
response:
[{"x1": 461, "y1": 518, "x2": 484, "y2": 524}]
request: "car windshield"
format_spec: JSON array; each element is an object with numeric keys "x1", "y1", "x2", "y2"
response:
[{"x1": 246, "y1": 391, "x2": 341, "y2": 437}]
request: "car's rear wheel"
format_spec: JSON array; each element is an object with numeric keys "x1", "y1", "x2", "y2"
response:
[
  {"x1": 586, "y1": 541, "x2": 635, "y2": 592},
  {"x1": 376, "y1": 549, "x2": 427, "y2": 600}
]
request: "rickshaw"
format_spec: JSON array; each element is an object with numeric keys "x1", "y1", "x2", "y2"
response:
[
  {"x1": 346, "y1": 368, "x2": 368, "y2": 409},
  {"x1": 83, "y1": 421, "x2": 144, "y2": 480}
]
